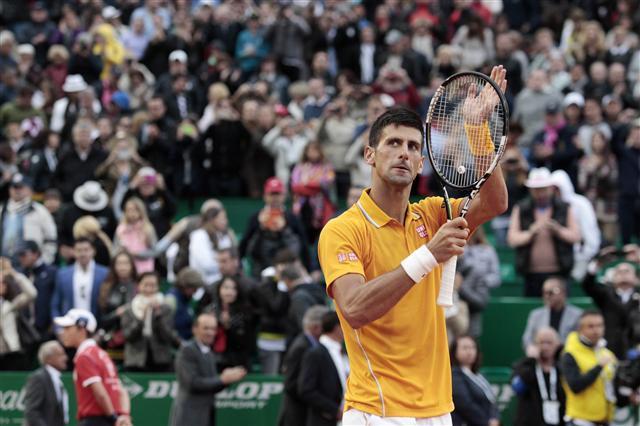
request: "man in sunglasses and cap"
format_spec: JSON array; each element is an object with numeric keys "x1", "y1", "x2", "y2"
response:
[{"x1": 55, "y1": 309, "x2": 131, "y2": 426}]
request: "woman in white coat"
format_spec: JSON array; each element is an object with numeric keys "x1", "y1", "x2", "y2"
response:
[{"x1": 0, "y1": 258, "x2": 37, "y2": 370}]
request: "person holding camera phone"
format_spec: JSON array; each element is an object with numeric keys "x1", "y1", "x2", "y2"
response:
[
  {"x1": 96, "y1": 132, "x2": 147, "y2": 195},
  {"x1": 239, "y1": 177, "x2": 310, "y2": 278},
  {"x1": 118, "y1": 167, "x2": 176, "y2": 239}
]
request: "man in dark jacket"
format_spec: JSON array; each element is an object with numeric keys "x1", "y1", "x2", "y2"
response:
[
  {"x1": 583, "y1": 258, "x2": 640, "y2": 358},
  {"x1": 297, "y1": 311, "x2": 345, "y2": 426},
  {"x1": 170, "y1": 313, "x2": 247, "y2": 426},
  {"x1": 279, "y1": 260, "x2": 327, "y2": 345},
  {"x1": 138, "y1": 97, "x2": 176, "y2": 174},
  {"x1": 278, "y1": 305, "x2": 329, "y2": 426},
  {"x1": 17, "y1": 240, "x2": 57, "y2": 338},
  {"x1": 612, "y1": 119, "x2": 640, "y2": 244},
  {"x1": 53, "y1": 121, "x2": 107, "y2": 202},
  {"x1": 531, "y1": 102, "x2": 580, "y2": 186},
  {"x1": 23, "y1": 340, "x2": 69, "y2": 426},
  {"x1": 511, "y1": 327, "x2": 566, "y2": 426}
]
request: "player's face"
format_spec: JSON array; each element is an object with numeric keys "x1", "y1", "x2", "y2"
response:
[{"x1": 366, "y1": 125, "x2": 424, "y2": 188}]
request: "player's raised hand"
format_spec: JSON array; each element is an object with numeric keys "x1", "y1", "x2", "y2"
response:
[
  {"x1": 463, "y1": 65, "x2": 507, "y2": 125},
  {"x1": 427, "y1": 217, "x2": 469, "y2": 263}
]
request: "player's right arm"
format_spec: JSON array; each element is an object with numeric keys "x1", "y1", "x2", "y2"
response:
[{"x1": 320, "y1": 217, "x2": 469, "y2": 329}]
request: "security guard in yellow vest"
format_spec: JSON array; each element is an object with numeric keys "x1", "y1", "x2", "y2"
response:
[{"x1": 560, "y1": 310, "x2": 617, "y2": 426}]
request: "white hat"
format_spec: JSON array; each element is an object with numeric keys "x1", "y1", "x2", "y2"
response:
[
  {"x1": 73, "y1": 181, "x2": 108, "y2": 212},
  {"x1": 17, "y1": 44, "x2": 35, "y2": 56},
  {"x1": 137, "y1": 166, "x2": 157, "y2": 178},
  {"x1": 563, "y1": 92, "x2": 585, "y2": 108},
  {"x1": 102, "y1": 5, "x2": 121, "y2": 20},
  {"x1": 62, "y1": 74, "x2": 88, "y2": 93},
  {"x1": 169, "y1": 50, "x2": 188, "y2": 63},
  {"x1": 54, "y1": 308, "x2": 97, "y2": 333},
  {"x1": 525, "y1": 167, "x2": 554, "y2": 188},
  {"x1": 385, "y1": 29, "x2": 403, "y2": 46}
]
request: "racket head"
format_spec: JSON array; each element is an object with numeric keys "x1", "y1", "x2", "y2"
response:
[{"x1": 425, "y1": 71, "x2": 509, "y2": 190}]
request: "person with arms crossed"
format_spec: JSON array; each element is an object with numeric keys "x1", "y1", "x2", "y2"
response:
[
  {"x1": 23, "y1": 340, "x2": 69, "y2": 426},
  {"x1": 54, "y1": 309, "x2": 131, "y2": 426},
  {"x1": 317, "y1": 66, "x2": 508, "y2": 425}
]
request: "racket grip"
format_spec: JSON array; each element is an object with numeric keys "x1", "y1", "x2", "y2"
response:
[{"x1": 437, "y1": 255, "x2": 458, "y2": 308}]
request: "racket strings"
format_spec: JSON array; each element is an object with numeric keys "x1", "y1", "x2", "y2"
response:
[{"x1": 430, "y1": 74, "x2": 506, "y2": 188}]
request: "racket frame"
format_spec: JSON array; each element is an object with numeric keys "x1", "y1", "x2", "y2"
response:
[{"x1": 424, "y1": 71, "x2": 510, "y2": 307}]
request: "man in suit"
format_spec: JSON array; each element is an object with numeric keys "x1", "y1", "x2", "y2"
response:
[
  {"x1": 297, "y1": 311, "x2": 345, "y2": 426},
  {"x1": 17, "y1": 240, "x2": 57, "y2": 338},
  {"x1": 23, "y1": 340, "x2": 69, "y2": 426},
  {"x1": 278, "y1": 305, "x2": 329, "y2": 426},
  {"x1": 51, "y1": 238, "x2": 109, "y2": 321},
  {"x1": 170, "y1": 313, "x2": 247, "y2": 426},
  {"x1": 522, "y1": 277, "x2": 582, "y2": 353}
]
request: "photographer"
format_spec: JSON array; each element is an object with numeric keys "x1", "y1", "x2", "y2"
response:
[{"x1": 582, "y1": 248, "x2": 640, "y2": 358}]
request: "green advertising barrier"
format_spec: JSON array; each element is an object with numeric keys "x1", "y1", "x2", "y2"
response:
[{"x1": 0, "y1": 371, "x2": 637, "y2": 426}]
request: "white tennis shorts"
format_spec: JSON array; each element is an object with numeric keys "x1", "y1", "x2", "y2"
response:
[{"x1": 342, "y1": 409, "x2": 453, "y2": 426}]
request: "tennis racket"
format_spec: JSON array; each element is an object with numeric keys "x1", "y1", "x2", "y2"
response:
[{"x1": 425, "y1": 66, "x2": 509, "y2": 307}]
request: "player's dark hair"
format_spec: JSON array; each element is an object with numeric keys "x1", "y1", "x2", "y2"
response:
[
  {"x1": 321, "y1": 310, "x2": 340, "y2": 334},
  {"x1": 368, "y1": 107, "x2": 424, "y2": 149}
]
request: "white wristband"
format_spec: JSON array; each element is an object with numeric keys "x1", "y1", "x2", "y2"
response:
[{"x1": 400, "y1": 246, "x2": 438, "y2": 283}]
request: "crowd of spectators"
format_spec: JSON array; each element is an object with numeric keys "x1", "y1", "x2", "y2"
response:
[{"x1": 0, "y1": 0, "x2": 639, "y2": 424}]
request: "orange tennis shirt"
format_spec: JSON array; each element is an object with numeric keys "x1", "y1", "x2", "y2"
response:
[{"x1": 318, "y1": 189, "x2": 464, "y2": 418}]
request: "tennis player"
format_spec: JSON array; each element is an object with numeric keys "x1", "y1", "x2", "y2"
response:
[
  {"x1": 55, "y1": 309, "x2": 131, "y2": 426},
  {"x1": 318, "y1": 67, "x2": 508, "y2": 425}
]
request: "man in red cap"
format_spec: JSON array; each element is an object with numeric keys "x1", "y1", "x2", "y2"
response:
[{"x1": 239, "y1": 176, "x2": 310, "y2": 277}]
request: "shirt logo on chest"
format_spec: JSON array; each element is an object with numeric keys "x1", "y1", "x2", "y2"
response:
[{"x1": 415, "y1": 224, "x2": 428, "y2": 239}]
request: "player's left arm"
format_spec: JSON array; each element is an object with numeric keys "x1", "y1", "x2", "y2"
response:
[{"x1": 463, "y1": 165, "x2": 507, "y2": 231}]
